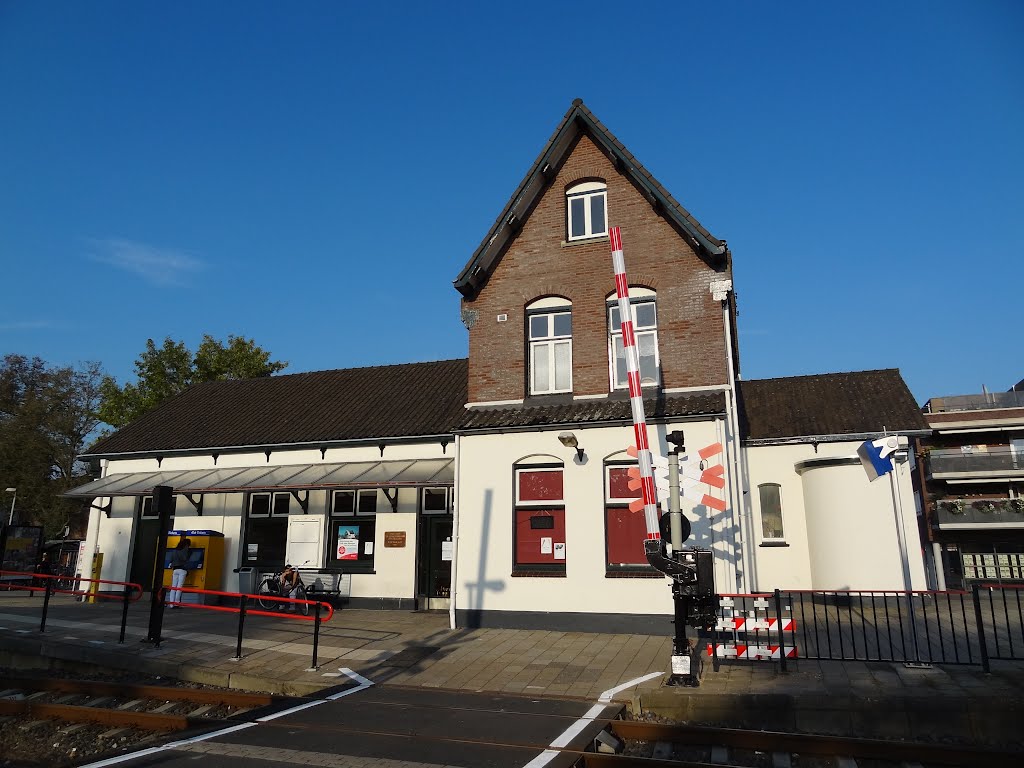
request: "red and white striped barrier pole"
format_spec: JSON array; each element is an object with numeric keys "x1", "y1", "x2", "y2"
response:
[{"x1": 610, "y1": 227, "x2": 660, "y2": 541}]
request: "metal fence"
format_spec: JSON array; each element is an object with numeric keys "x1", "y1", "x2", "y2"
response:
[{"x1": 709, "y1": 585, "x2": 1024, "y2": 671}]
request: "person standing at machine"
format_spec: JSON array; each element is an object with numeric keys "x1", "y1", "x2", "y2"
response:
[{"x1": 167, "y1": 538, "x2": 191, "y2": 608}]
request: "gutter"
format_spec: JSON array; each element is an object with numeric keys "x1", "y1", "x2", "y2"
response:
[
  {"x1": 80, "y1": 432, "x2": 459, "y2": 461},
  {"x1": 744, "y1": 429, "x2": 932, "y2": 448}
]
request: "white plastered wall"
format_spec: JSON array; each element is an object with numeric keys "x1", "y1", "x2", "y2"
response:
[
  {"x1": 84, "y1": 441, "x2": 449, "y2": 597},
  {"x1": 744, "y1": 441, "x2": 927, "y2": 591},
  {"x1": 454, "y1": 418, "x2": 733, "y2": 618}
]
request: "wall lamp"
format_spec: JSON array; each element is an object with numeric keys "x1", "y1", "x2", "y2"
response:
[{"x1": 558, "y1": 432, "x2": 585, "y2": 462}]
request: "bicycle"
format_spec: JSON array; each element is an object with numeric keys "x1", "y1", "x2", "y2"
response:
[{"x1": 256, "y1": 567, "x2": 310, "y2": 615}]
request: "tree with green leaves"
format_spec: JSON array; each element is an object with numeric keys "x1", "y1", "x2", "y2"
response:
[
  {"x1": 0, "y1": 355, "x2": 106, "y2": 538},
  {"x1": 98, "y1": 334, "x2": 287, "y2": 429}
]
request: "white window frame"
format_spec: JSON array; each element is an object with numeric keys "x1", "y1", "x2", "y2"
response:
[
  {"x1": 514, "y1": 466, "x2": 565, "y2": 507},
  {"x1": 566, "y1": 181, "x2": 608, "y2": 241},
  {"x1": 757, "y1": 483, "x2": 786, "y2": 541},
  {"x1": 421, "y1": 487, "x2": 450, "y2": 514},
  {"x1": 608, "y1": 290, "x2": 660, "y2": 390},
  {"x1": 527, "y1": 298, "x2": 572, "y2": 395},
  {"x1": 604, "y1": 462, "x2": 638, "y2": 503},
  {"x1": 332, "y1": 489, "x2": 378, "y2": 516},
  {"x1": 249, "y1": 492, "x2": 291, "y2": 518}
]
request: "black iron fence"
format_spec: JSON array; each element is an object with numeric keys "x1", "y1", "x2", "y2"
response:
[{"x1": 709, "y1": 585, "x2": 1024, "y2": 671}]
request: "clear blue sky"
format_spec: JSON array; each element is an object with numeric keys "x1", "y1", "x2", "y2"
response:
[{"x1": 1, "y1": 1, "x2": 1021, "y2": 405}]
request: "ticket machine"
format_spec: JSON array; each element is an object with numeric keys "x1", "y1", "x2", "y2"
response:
[{"x1": 162, "y1": 530, "x2": 225, "y2": 604}]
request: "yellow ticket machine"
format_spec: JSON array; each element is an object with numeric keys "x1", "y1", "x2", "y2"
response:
[{"x1": 162, "y1": 530, "x2": 225, "y2": 604}]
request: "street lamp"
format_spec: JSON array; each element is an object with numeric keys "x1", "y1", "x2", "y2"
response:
[{"x1": 4, "y1": 488, "x2": 15, "y2": 526}]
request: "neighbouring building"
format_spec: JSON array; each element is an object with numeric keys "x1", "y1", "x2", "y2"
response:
[
  {"x1": 914, "y1": 384, "x2": 1024, "y2": 590},
  {"x1": 69, "y1": 100, "x2": 929, "y2": 632}
]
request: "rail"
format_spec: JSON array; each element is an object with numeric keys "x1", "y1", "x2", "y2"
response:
[
  {"x1": 0, "y1": 570, "x2": 336, "y2": 670},
  {"x1": 710, "y1": 585, "x2": 1024, "y2": 671},
  {"x1": 0, "y1": 569, "x2": 144, "y2": 640},
  {"x1": 158, "y1": 585, "x2": 335, "y2": 669}
]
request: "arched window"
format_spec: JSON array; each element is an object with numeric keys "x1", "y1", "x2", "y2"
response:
[
  {"x1": 527, "y1": 297, "x2": 572, "y2": 395},
  {"x1": 607, "y1": 288, "x2": 659, "y2": 390},
  {"x1": 566, "y1": 180, "x2": 607, "y2": 240},
  {"x1": 758, "y1": 483, "x2": 785, "y2": 541},
  {"x1": 513, "y1": 459, "x2": 566, "y2": 574}
]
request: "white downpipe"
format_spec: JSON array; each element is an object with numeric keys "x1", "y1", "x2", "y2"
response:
[
  {"x1": 932, "y1": 541, "x2": 947, "y2": 591},
  {"x1": 722, "y1": 296, "x2": 752, "y2": 592},
  {"x1": 449, "y1": 434, "x2": 461, "y2": 630}
]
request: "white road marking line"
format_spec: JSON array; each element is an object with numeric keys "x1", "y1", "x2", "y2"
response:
[
  {"x1": 598, "y1": 671, "x2": 662, "y2": 703},
  {"x1": 521, "y1": 703, "x2": 608, "y2": 768}
]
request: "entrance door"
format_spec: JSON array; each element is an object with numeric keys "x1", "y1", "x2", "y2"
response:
[{"x1": 419, "y1": 515, "x2": 453, "y2": 610}]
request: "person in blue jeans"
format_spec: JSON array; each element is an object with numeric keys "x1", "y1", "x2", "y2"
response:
[{"x1": 167, "y1": 538, "x2": 191, "y2": 608}]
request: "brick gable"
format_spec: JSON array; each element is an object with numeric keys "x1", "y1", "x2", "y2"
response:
[{"x1": 463, "y1": 132, "x2": 730, "y2": 403}]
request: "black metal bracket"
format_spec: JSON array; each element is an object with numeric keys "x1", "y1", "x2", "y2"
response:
[
  {"x1": 183, "y1": 494, "x2": 204, "y2": 516},
  {"x1": 93, "y1": 500, "x2": 113, "y2": 518},
  {"x1": 290, "y1": 490, "x2": 309, "y2": 513},
  {"x1": 382, "y1": 487, "x2": 398, "y2": 513}
]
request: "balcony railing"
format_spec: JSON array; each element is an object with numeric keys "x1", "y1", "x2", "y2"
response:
[
  {"x1": 934, "y1": 497, "x2": 1024, "y2": 526},
  {"x1": 928, "y1": 446, "x2": 1024, "y2": 475},
  {"x1": 926, "y1": 391, "x2": 1024, "y2": 413}
]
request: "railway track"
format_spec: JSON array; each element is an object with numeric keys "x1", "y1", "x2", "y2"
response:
[
  {"x1": 0, "y1": 675, "x2": 289, "y2": 766},
  {"x1": 578, "y1": 720, "x2": 1022, "y2": 768}
]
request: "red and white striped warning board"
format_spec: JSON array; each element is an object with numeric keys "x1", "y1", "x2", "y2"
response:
[
  {"x1": 715, "y1": 617, "x2": 796, "y2": 632},
  {"x1": 707, "y1": 643, "x2": 798, "y2": 660}
]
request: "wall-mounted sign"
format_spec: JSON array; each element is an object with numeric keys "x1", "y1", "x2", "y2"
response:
[{"x1": 384, "y1": 531, "x2": 406, "y2": 548}]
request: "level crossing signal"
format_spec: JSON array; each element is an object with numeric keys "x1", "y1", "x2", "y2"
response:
[{"x1": 624, "y1": 442, "x2": 728, "y2": 514}]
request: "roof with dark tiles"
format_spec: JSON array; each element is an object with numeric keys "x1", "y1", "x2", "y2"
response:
[
  {"x1": 457, "y1": 391, "x2": 727, "y2": 432},
  {"x1": 84, "y1": 362, "x2": 927, "y2": 457},
  {"x1": 84, "y1": 359, "x2": 469, "y2": 456},
  {"x1": 738, "y1": 369, "x2": 929, "y2": 441}
]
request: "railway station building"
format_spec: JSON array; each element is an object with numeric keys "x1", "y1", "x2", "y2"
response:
[{"x1": 70, "y1": 101, "x2": 929, "y2": 631}]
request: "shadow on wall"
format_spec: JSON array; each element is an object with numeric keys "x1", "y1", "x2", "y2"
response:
[{"x1": 462, "y1": 488, "x2": 505, "y2": 626}]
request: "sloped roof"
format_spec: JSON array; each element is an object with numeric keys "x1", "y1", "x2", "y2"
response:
[
  {"x1": 738, "y1": 369, "x2": 929, "y2": 441},
  {"x1": 458, "y1": 391, "x2": 727, "y2": 432},
  {"x1": 453, "y1": 99, "x2": 728, "y2": 299},
  {"x1": 84, "y1": 359, "x2": 468, "y2": 456}
]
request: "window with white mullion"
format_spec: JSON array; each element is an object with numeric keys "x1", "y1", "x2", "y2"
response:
[
  {"x1": 529, "y1": 310, "x2": 572, "y2": 394},
  {"x1": 567, "y1": 182, "x2": 607, "y2": 240},
  {"x1": 609, "y1": 299, "x2": 659, "y2": 389}
]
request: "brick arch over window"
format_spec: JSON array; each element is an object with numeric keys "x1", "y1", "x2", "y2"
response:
[
  {"x1": 562, "y1": 169, "x2": 606, "y2": 188},
  {"x1": 516, "y1": 285, "x2": 573, "y2": 305}
]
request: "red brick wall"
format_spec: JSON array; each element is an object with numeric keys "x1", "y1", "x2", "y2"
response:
[{"x1": 463, "y1": 133, "x2": 730, "y2": 404}]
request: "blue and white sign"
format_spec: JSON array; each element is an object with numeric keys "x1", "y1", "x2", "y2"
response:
[{"x1": 858, "y1": 436, "x2": 907, "y2": 481}]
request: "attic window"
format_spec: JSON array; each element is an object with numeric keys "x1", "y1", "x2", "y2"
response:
[{"x1": 567, "y1": 181, "x2": 607, "y2": 241}]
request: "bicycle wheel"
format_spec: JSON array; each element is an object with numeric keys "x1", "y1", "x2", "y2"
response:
[
  {"x1": 295, "y1": 583, "x2": 309, "y2": 616},
  {"x1": 256, "y1": 578, "x2": 278, "y2": 610}
]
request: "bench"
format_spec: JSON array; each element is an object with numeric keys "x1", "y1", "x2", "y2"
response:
[{"x1": 297, "y1": 569, "x2": 351, "y2": 608}]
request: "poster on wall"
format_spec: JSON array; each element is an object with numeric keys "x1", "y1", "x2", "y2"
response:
[
  {"x1": 540, "y1": 537, "x2": 552, "y2": 555},
  {"x1": 553, "y1": 542, "x2": 565, "y2": 560},
  {"x1": 336, "y1": 525, "x2": 360, "y2": 560}
]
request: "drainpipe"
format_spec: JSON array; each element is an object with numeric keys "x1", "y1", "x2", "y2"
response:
[
  {"x1": 715, "y1": 282, "x2": 752, "y2": 593},
  {"x1": 449, "y1": 434, "x2": 461, "y2": 630}
]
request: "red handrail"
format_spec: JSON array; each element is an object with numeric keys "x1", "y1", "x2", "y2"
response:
[
  {"x1": 160, "y1": 585, "x2": 335, "y2": 622},
  {"x1": 0, "y1": 569, "x2": 144, "y2": 601}
]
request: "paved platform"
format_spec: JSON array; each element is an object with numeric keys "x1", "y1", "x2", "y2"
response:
[{"x1": 1, "y1": 592, "x2": 1023, "y2": 748}]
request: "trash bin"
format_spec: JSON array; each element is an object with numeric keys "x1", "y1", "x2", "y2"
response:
[{"x1": 234, "y1": 567, "x2": 257, "y2": 595}]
